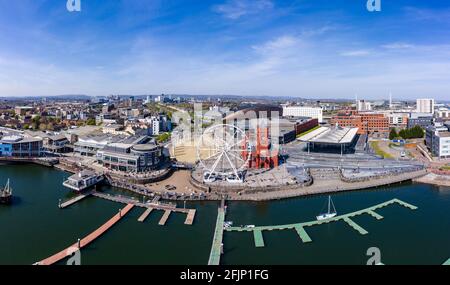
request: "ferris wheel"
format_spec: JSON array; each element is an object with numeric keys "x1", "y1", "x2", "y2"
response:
[{"x1": 196, "y1": 124, "x2": 250, "y2": 183}]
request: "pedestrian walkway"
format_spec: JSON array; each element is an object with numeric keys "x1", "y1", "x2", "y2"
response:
[{"x1": 35, "y1": 204, "x2": 134, "y2": 265}]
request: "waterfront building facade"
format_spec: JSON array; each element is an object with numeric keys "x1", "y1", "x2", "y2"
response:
[
  {"x1": 282, "y1": 106, "x2": 323, "y2": 123},
  {"x1": 0, "y1": 135, "x2": 43, "y2": 157},
  {"x1": 42, "y1": 134, "x2": 71, "y2": 153},
  {"x1": 426, "y1": 123, "x2": 450, "y2": 158},
  {"x1": 63, "y1": 170, "x2": 104, "y2": 192},
  {"x1": 97, "y1": 142, "x2": 163, "y2": 172},
  {"x1": 330, "y1": 111, "x2": 389, "y2": 138}
]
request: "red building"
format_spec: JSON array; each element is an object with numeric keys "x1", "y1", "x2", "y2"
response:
[
  {"x1": 242, "y1": 127, "x2": 279, "y2": 169},
  {"x1": 330, "y1": 111, "x2": 389, "y2": 138}
]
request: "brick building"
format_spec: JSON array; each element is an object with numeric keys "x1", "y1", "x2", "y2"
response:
[{"x1": 330, "y1": 111, "x2": 389, "y2": 138}]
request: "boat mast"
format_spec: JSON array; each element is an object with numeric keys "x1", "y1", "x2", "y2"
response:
[
  {"x1": 5, "y1": 179, "x2": 10, "y2": 194},
  {"x1": 328, "y1": 196, "x2": 331, "y2": 214}
]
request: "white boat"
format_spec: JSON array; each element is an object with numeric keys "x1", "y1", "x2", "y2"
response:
[
  {"x1": 316, "y1": 196, "x2": 337, "y2": 221},
  {"x1": 245, "y1": 225, "x2": 255, "y2": 228},
  {"x1": 224, "y1": 221, "x2": 233, "y2": 228}
]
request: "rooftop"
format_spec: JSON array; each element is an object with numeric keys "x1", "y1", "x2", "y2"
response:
[
  {"x1": 67, "y1": 170, "x2": 97, "y2": 182},
  {"x1": 298, "y1": 126, "x2": 359, "y2": 144},
  {"x1": 438, "y1": 132, "x2": 450, "y2": 138}
]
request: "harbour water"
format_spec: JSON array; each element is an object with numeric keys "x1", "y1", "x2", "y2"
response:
[{"x1": 0, "y1": 164, "x2": 449, "y2": 265}]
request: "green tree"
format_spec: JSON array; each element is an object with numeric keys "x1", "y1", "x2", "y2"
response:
[
  {"x1": 389, "y1": 128, "x2": 398, "y2": 140},
  {"x1": 86, "y1": 118, "x2": 96, "y2": 126},
  {"x1": 157, "y1": 132, "x2": 171, "y2": 143},
  {"x1": 399, "y1": 126, "x2": 424, "y2": 140}
]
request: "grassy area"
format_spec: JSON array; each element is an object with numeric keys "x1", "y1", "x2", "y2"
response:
[
  {"x1": 370, "y1": 141, "x2": 394, "y2": 159},
  {"x1": 440, "y1": 164, "x2": 450, "y2": 171},
  {"x1": 157, "y1": 132, "x2": 171, "y2": 143},
  {"x1": 296, "y1": 125, "x2": 321, "y2": 138}
]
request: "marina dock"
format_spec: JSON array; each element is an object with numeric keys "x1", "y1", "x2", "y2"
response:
[
  {"x1": 138, "y1": 208, "x2": 153, "y2": 222},
  {"x1": 253, "y1": 230, "x2": 265, "y2": 247},
  {"x1": 59, "y1": 192, "x2": 92, "y2": 209},
  {"x1": 91, "y1": 191, "x2": 196, "y2": 226},
  {"x1": 158, "y1": 210, "x2": 172, "y2": 225},
  {"x1": 208, "y1": 201, "x2": 226, "y2": 265},
  {"x1": 36, "y1": 204, "x2": 134, "y2": 265},
  {"x1": 224, "y1": 198, "x2": 418, "y2": 247},
  {"x1": 184, "y1": 209, "x2": 196, "y2": 225},
  {"x1": 294, "y1": 225, "x2": 312, "y2": 243},
  {"x1": 343, "y1": 217, "x2": 368, "y2": 235}
]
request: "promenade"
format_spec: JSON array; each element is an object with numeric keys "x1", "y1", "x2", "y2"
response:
[{"x1": 232, "y1": 169, "x2": 427, "y2": 201}]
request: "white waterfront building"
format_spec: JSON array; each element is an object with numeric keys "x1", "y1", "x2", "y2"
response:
[
  {"x1": 426, "y1": 123, "x2": 450, "y2": 159},
  {"x1": 282, "y1": 106, "x2": 323, "y2": 123}
]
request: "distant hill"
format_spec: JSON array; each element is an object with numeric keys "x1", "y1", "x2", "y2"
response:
[{"x1": 0, "y1": 94, "x2": 91, "y2": 101}]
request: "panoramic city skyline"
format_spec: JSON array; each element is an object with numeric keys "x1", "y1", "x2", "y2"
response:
[
  {"x1": 0, "y1": 1, "x2": 450, "y2": 269},
  {"x1": 1, "y1": 0, "x2": 450, "y2": 100}
]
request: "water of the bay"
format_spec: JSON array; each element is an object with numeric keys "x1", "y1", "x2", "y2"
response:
[{"x1": 0, "y1": 164, "x2": 449, "y2": 265}]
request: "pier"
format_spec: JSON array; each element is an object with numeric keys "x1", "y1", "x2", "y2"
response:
[
  {"x1": 208, "y1": 200, "x2": 226, "y2": 265},
  {"x1": 59, "y1": 192, "x2": 92, "y2": 209},
  {"x1": 224, "y1": 198, "x2": 417, "y2": 247},
  {"x1": 36, "y1": 204, "x2": 134, "y2": 265},
  {"x1": 184, "y1": 209, "x2": 196, "y2": 225},
  {"x1": 91, "y1": 192, "x2": 196, "y2": 225},
  {"x1": 253, "y1": 230, "x2": 265, "y2": 247},
  {"x1": 138, "y1": 208, "x2": 153, "y2": 222},
  {"x1": 159, "y1": 210, "x2": 172, "y2": 225},
  {"x1": 294, "y1": 225, "x2": 312, "y2": 243}
]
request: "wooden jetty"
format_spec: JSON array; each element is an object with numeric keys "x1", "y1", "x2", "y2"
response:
[
  {"x1": 36, "y1": 204, "x2": 134, "y2": 265},
  {"x1": 184, "y1": 209, "x2": 196, "y2": 225},
  {"x1": 59, "y1": 192, "x2": 92, "y2": 209},
  {"x1": 158, "y1": 210, "x2": 172, "y2": 225},
  {"x1": 91, "y1": 191, "x2": 196, "y2": 226},
  {"x1": 137, "y1": 208, "x2": 153, "y2": 222}
]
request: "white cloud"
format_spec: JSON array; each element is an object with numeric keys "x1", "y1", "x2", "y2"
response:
[
  {"x1": 252, "y1": 35, "x2": 298, "y2": 54},
  {"x1": 340, "y1": 50, "x2": 371, "y2": 57},
  {"x1": 381, "y1": 43, "x2": 415, "y2": 49},
  {"x1": 213, "y1": 0, "x2": 273, "y2": 20}
]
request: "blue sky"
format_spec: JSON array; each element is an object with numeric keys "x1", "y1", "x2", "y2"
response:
[{"x1": 0, "y1": 0, "x2": 450, "y2": 100}]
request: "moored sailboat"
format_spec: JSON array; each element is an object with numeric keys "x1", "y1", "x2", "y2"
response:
[
  {"x1": 316, "y1": 195, "x2": 337, "y2": 221},
  {"x1": 0, "y1": 179, "x2": 12, "y2": 205}
]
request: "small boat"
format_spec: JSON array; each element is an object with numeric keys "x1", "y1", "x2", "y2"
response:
[
  {"x1": 316, "y1": 196, "x2": 337, "y2": 221},
  {"x1": 224, "y1": 221, "x2": 234, "y2": 228},
  {"x1": 0, "y1": 179, "x2": 13, "y2": 205},
  {"x1": 245, "y1": 225, "x2": 255, "y2": 229}
]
